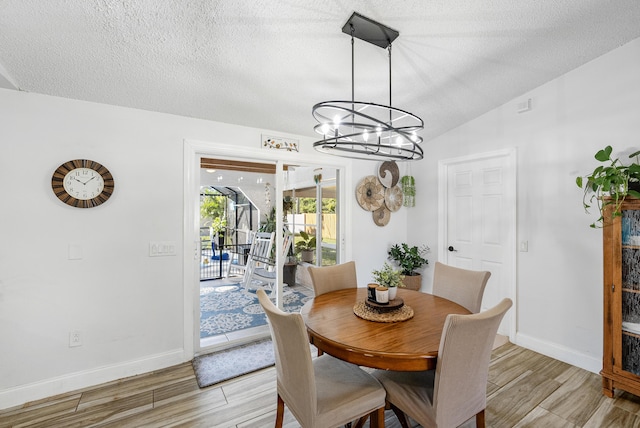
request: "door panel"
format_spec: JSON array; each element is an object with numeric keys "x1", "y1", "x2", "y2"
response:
[{"x1": 442, "y1": 150, "x2": 515, "y2": 336}]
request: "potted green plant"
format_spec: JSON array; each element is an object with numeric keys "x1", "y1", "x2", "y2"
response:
[
  {"x1": 259, "y1": 206, "x2": 277, "y2": 233},
  {"x1": 387, "y1": 243, "x2": 429, "y2": 291},
  {"x1": 371, "y1": 262, "x2": 404, "y2": 299},
  {"x1": 576, "y1": 146, "x2": 640, "y2": 228},
  {"x1": 211, "y1": 217, "x2": 227, "y2": 247},
  {"x1": 295, "y1": 230, "x2": 316, "y2": 263}
]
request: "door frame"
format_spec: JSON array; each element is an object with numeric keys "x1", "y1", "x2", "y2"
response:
[
  {"x1": 437, "y1": 148, "x2": 517, "y2": 340},
  {"x1": 183, "y1": 138, "x2": 352, "y2": 357}
]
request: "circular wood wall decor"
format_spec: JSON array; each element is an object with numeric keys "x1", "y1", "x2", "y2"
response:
[
  {"x1": 384, "y1": 185, "x2": 403, "y2": 212},
  {"x1": 372, "y1": 206, "x2": 391, "y2": 227},
  {"x1": 378, "y1": 161, "x2": 400, "y2": 188},
  {"x1": 51, "y1": 159, "x2": 114, "y2": 208},
  {"x1": 356, "y1": 175, "x2": 384, "y2": 211}
]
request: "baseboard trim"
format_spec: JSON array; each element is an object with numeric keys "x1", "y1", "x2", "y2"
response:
[
  {"x1": 515, "y1": 332, "x2": 601, "y2": 374},
  {"x1": 0, "y1": 348, "x2": 186, "y2": 411}
]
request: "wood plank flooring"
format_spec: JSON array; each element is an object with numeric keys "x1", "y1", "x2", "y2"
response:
[{"x1": 2, "y1": 342, "x2": 640, "y2": 427}]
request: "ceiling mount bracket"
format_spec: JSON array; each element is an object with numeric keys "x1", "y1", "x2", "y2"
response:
[{"x1": 341, "y1": 12, "x2": 399, "y2": 49}]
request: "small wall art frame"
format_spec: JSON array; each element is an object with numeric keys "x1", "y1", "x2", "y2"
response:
[{"x1": 261, "y1": 135, "x2": 299, "y2": 152}]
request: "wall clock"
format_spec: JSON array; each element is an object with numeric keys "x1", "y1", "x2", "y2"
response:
[{"x1": 51, "y1": 159, "x2": 114, "y2": 208}]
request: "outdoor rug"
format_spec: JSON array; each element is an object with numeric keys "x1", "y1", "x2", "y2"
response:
[
  {"x1": 200, "y1": 284, "x2": 312, "y2": 338},
  {"x1": 192, "y1": 338, "x2": 275, "y2": 388}
]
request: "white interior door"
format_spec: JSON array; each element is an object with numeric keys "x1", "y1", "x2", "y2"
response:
[{"x1": 438, "y1": 149, "x2": 516, "y2": 337}]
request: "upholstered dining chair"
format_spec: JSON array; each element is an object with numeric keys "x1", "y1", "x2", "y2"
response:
[
  {"x1": 308, "y1": 261, "x2": 359, "y2": 357},
  {"x1": 432, "y1": 261, "x2": 491, "y2": 313},
  {"x1": 372, "y1": 298, "x2": 512, "y2": 428},
  {"x1": 308, "y1": 260, "x2": 358, "y2": 297},
  {"x1": 257, "y1": 289, "x2": 386, "y2": 428}
]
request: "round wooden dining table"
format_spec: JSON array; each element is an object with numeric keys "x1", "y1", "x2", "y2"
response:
[{"x1": 300, "y1": 287, "x2": 471, "y2": 371}]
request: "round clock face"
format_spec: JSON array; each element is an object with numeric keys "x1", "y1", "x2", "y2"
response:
[
  {"x1": 52, "y1": 159, "x2": 114, "y2": 208},
  {"x1": 63, "y1": 167, "x2": 105, "y2": 200}
]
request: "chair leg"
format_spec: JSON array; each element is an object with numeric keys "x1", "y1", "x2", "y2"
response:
[
  {"x1": 389, "y1": 402, "x2": 410, "y2": 428},
  {"x1": 275, "y1": 394, "x2": 285, "y2": 428},
  {"x1": 353, "y1": 415, "x2": 368, "y2": 428},
  {"x1": 476, "y1": 409, "x2": 485, "y2": 428},
  {"x1": 369, "y1": 406, "x2": 385, "y2": 428}
]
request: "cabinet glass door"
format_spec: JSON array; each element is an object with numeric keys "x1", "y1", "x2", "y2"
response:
[{"x1": 621, "y1": 210, "x2": 640, "y2": 375}]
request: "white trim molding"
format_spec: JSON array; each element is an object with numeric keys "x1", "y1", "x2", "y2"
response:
[
  {"x1": 515, "y1": 332, "x2": 601, "y2": 374},
  {"x1": 0, "y1": 348, "x2": 184, "y2": 410}
]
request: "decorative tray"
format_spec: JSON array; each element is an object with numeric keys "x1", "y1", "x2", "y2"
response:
[
  {"x1": 365, "y1": 297, "x2": 404, "y2": 313},
  {"x1": 354, "y1": 300, "x2": 413, "y2": 323}
]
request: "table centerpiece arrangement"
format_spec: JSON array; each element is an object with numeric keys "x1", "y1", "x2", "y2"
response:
[{"x1": 356, "y1": 263, "x2": 412, "y2": 320}]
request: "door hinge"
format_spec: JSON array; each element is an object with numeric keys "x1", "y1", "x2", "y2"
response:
[
  {"x1": 612, "y1": 356, "x2": 615, "y2": 366},
  {"x1": 612, "y1": 284, "x2": 615, "y2": 292}
]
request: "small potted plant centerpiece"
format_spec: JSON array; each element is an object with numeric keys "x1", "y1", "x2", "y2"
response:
[
  {"x1": 371, "y1": 262, "x2": 404, "y2": 300},
  {"x1": 387, "y1": 243, "x2": 430, "y2": 291},
  {"x1": 576, "y1": 146, "x2": 640, "y2": 227},
  {"x1": 295, "y1": 230, "x2": 317, "y2": 263}
]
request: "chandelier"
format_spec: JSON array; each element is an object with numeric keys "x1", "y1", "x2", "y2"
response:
[{"x1": 312, "y1": 12, "x2": 424, "y2": 161}]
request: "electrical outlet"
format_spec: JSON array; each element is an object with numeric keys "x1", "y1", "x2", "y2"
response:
[{"x1": 69, "y1": 331, "x2": 82, "y2": 347}]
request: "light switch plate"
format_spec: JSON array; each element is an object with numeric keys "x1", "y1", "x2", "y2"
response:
[{"x1": 149, "y1": 241, "x2": 177, "y2": 257}]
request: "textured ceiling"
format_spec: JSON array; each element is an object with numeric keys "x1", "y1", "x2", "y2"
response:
[{"x1": 1, "y1": 1, "x2": 640, "y2": 143}]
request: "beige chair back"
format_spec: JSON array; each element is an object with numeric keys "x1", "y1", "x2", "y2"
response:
[
  {"x1": 257, "y1": 289, "x2": 317, "y2": 426},
  {"x1": 433, "y1": 298, "x2": 512, "y2": 427},
  {"x1": 432, "y1": 261, "x2": 491, "y2": 313},
  {"x1": 308, "y1": 261, "x2": 358, "y2": 297}
]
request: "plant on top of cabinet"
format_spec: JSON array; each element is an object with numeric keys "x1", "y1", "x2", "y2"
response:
[{"x1": 576, "y1": 146, "x2": 640, "y2": 228}]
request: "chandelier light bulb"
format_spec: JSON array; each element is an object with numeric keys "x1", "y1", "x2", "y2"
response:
[{"x1": 363, "y1": 130, "x2": 369, "y2": 141}]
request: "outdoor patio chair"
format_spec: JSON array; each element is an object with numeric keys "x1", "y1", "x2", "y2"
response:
[
  {"x1": 241, "y1": 231, "x2": 275, "y2": 291},
  {"x1": 247, "y1": 232, "x2": 294, "y2": 295}
]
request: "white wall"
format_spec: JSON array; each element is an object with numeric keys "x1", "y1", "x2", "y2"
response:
[{"x1": 411, "y1": 37, "x2": 640, "y2": 373}]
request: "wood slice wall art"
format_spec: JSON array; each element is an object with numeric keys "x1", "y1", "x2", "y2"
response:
[{"x1": 357, "y1": 161, "x2": 406, "y2": 226}]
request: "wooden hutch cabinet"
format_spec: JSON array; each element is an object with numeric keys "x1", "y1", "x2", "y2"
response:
[{"x1": 602, "y1": 198, "x2": 640, "y2": 397}]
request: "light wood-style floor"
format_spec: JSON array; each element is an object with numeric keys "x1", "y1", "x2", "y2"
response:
[{"x1": 2, "y1": 342, "x2": 640, "y2": 427}]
